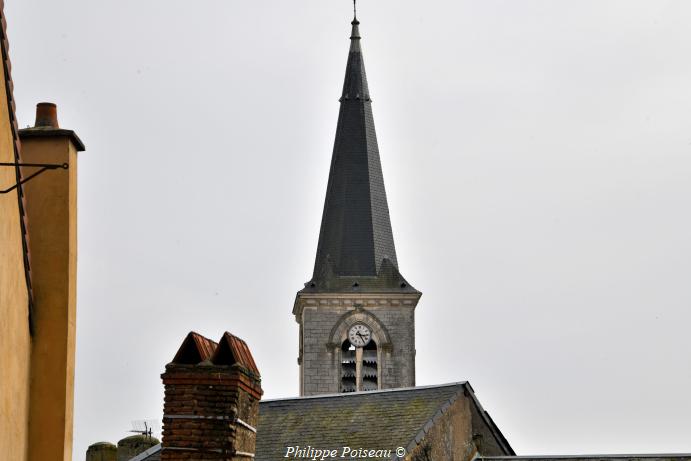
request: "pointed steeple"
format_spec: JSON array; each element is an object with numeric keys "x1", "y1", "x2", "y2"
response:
[
  {"x1": 295, "y1": 10, "x2": 421, "y2": 396},
  {"x1": 307, "y1": 14, "x2": 413, "y2": 292}
]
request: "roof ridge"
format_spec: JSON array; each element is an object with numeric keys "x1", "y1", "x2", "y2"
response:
[{"x1": 261, "y1": 381, "x2": 468, "y2": 403}]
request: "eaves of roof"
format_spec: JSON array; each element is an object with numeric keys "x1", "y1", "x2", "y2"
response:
[{"x1": 0, "y1": 1, "x2": 35, "y2": 332}]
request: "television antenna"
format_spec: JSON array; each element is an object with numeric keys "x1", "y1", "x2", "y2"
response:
[{"x1": 130, "y1": 420, "x2": 159, "y2": 439}]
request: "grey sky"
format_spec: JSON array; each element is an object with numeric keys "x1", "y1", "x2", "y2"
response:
[{"x1": 6, "y1": 1, "x2": 691, "y2": 459}]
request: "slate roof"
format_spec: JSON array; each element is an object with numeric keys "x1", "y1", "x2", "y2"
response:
[
  {"x1": 125, "y1": 448, "x2": 691, "y2": 461},
  {"x1": 307, "y1": 16, "x2": 413, "y2": 293},
  {"x1": 255, "y1": 382, "x2": 514, "y2": 460},
  {"x1": 299, "y1": 257, "x2": 419, "y2": 295}
]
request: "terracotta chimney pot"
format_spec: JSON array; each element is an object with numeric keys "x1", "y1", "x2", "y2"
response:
[{"x1": 34, "y1": 102, "x2": 59, "y2": 128}]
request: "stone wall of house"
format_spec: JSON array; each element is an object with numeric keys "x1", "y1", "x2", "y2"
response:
[{"x1": 408, "y1": 395, "x2": 475, "y2": 461}]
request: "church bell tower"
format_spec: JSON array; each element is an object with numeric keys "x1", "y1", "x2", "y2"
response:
[{"x1": 293, "y1": 11, "x2": 421, "y2": 396}]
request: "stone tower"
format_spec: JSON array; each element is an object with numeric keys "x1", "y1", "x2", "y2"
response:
[{"x1": 294, "y1": 13, "x2": 421, "y2": 396}]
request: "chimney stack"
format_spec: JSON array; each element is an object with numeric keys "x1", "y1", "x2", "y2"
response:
[
  {"x1": 161, "y1": 332, "x2": 262, "y2": 461},
  {"x1": 19, "y1": 102, "x2": 85, "y2": 461}
]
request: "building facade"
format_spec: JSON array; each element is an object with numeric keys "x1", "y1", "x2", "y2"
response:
[{"x1": 0, "y1": 4, "x2": 85, "y2": 460}]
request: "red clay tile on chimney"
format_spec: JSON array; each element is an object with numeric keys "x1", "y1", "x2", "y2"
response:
[
  {"x1": 171, "y1": 332, "x2": 218, "y2": 364},
  {"x1": 211, "y1": 332, "x2": 260, "y2": 375}
]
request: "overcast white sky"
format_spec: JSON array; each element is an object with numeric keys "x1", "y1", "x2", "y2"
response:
[{"x1": 6, "y1": 1, "x2": 691, "y2": 459}]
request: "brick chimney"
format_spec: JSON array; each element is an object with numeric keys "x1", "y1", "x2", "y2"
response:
[
  {"x1": 19, "y1": 102, "x2": 85, "y2": 461},
  {"x1": 161, "y1": 332, "x2": 262, "y2": 461}
]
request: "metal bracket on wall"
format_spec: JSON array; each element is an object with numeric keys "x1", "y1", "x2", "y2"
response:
[{"x1": 0, "y1": 161, "x2": 68, "y2": 194}]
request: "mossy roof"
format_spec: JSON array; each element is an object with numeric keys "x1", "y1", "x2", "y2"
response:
[{"x1": 255, "y1": 382, "x2": 512, "y2": 461}]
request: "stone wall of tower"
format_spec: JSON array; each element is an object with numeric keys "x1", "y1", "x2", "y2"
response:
[{"x1": 296, "y1": 293, "x2": 419, "y2": 396}]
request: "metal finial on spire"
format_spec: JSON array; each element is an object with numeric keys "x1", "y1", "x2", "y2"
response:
[{"x1": 351, "y1": 0, "x2": 360, "y2": 29}]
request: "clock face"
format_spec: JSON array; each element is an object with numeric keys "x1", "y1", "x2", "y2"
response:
[{"x1": 348, "y1": 324, "x2": 372, "y2": 347}]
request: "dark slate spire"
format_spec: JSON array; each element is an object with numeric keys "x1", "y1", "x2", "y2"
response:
[{"x1": 306, "y1": 14, "x2": 414, "y2": 293}]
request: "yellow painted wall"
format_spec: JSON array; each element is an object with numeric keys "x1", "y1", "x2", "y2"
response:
[
  {"x1": 21, "y1": 135, "x2": 79, "y2": 461},
  {"x1": 0, "y1": 68, "x2": 31, "y2": 461}
]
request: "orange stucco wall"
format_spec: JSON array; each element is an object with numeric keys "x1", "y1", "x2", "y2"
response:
[
  {"x1": 0, "y1": 67, "x2": 31, "y2": 461},
  {"x1": 21, "y1": 135, "x2": 79, "y2": 461}
]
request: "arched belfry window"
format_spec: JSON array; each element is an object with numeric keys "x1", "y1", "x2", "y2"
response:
[
  {"x1": 361, "y1": 339, "x2": 378, "y2": 391},
  {"x1": 340, "y1": 324, "x2": 379, "y2": 392},
  {"x1": 341, "y1": 341, "x2": 357, "y2": 393}
]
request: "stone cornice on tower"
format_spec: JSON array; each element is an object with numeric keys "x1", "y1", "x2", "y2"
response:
[{"x1": 293, "y1": 291, "x2": 422, "y2": 320}]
